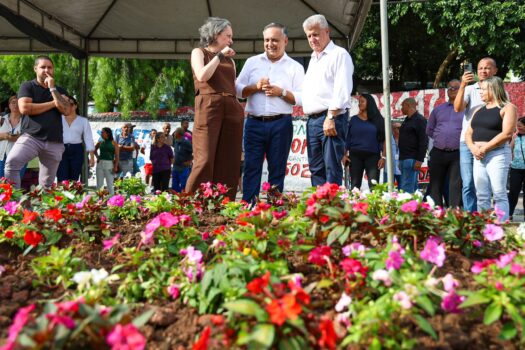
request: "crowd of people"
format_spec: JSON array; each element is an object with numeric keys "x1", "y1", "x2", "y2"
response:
[{"x1": 0, "y1": 14, "x2": 522, "y2": 221}]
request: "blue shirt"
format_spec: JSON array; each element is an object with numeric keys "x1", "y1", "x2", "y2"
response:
[
  {"x1": 346, "y1": 115, "x2": 381, "y2": 154},
  {"x1": 426, "y1": 102, "x2": 463, "y2": 150},
  {"x1": 512, "y1": 135, "x2": 525, "y2": 169}
]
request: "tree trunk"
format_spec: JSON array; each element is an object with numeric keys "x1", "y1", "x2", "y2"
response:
[{"x1": 433, "y1": 48, "x2": 458, "y2": 88}]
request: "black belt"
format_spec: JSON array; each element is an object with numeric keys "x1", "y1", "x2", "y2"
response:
[
  {"x1": 247, "y1": 114, "x2": 288, "y2": 122},
  {"x1": 307, "y1": 110, "x2": 328, "y2": 119},
  {"x1": 435, "y1": 147, "x2": 458, "y2": 152}
]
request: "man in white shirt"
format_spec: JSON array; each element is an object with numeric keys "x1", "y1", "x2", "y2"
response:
[
  {"x1": 454, "y1": 57, "x2": 498, "y2": 212},
  {"x1": 302, "y1": 14, "x2": 354, "y2": 186},
  {"x1": 236, "y1": 23, "x2": 304, "y2": 203},
  {"x1": 140, "y1": 129, "x2": 157, "y2": 186}
]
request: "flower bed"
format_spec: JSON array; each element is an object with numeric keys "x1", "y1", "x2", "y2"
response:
[{"x1": 0, "y1": 180, "x2": 524, "y2": 350}]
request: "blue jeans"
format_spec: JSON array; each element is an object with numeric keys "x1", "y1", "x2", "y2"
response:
[
  {"x1": 57, "y1": 143, "x2": 84, "y2": 182},
  {"x1": 306, "y1": 111, "x2": 348, "y2": 186},
  {"x1": 171, "y1": 167, "x2": 190, "y2": 192},
  {"x1": 399, "y1": 158, "x2": 419, "y2": 193},
  {"x1": 242, "y1": 115, "x2": 293, "y2": 203},
  {"x1": 473, "y1": 145, "x2": 511, "y2": 220},
  {"x1": 0, "y1": 154, "x2": 26, "y2": 181},
  {"x1": 460, "y1": 142, "x2": 477, "y2": 212}
]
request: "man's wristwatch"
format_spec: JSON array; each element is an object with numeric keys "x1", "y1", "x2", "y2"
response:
[
  {"x1": 281, "y1": 89, "x2": 287, "y2": 98},
  {"x1": 326, "y1": 114, "x2": 334, "y2": 120},
  {"x1": 49, "y1": 87, "x2": 57, "y2": 92}
]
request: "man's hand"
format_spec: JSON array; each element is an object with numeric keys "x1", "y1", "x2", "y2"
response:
[
  {"x1": 263, "y1": 84, "x2": 282, "y2": 97},
  {"x1": 323, "y1": 117, "x2": 337, "y2": 137},
  {"x1": 378, "y1": 157, "x2": 385, "y2": 169},
  {"x1": 44, "y1": 73, "x2": 55, "y2": 89},
  {"x1": 257, "y1": 77, "x2": 269, "y2": 91},
  {"x1": 460, "y1": 71, "x2": 475, "y2": 86},
  {"x1": 413, "y1": 160, "x2": 422, "y2": 171}
]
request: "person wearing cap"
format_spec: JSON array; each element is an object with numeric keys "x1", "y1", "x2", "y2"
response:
[
  {"x1": 301, "y1": 14, "x2": 353, "y2": 186},
  {"x1": 115, "y1": 122, "x2": 137, "y2": 178},
  {"x1": 235, "y1": 22, "x2": 304, "y2": 203}
]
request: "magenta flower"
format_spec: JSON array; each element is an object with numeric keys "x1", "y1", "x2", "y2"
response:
[
  {"x1": 510, "y1": 263, "x2": 525, "y2": 276},
  {"x1": 496, "y1": 251, "x2": 517, "y2": 268},
  {"x1": 393, "y1": 291, "x2": 412, "y2": 309},
  {"x1": 494, "y1": 206, "x2": 505, "y2": 222},
  {"x1": 473, "y1": 240, "x2": 483, "y2": 248},
  {"x1": 441, "y1": 291, "x2": 465, "y2": 313},
  {"x1": 106, "y1": 324, "x2": 146, "y2": 350},
  {"x1": 140, "y1": 212, "x2": 180, "y2": 245},
  {"x1": 308, "y1": 246, "x2": 332, "y2": 266},
  {"x1": 420, "y1": 236, "x2": 446, "y2": 267},
  {"x1": 157, "y1": 212, "x2": 180, "y2": 227},
  {"x1": 3, "y1": 201, "x2": 19, "y2": 215},
  {"x1": 130, "y1": 195, "x2": 142, "y2": 203},
  {"x1": 103, "y1": 234, "x2": 121, "y2": 251},
  {"x1": 167, "y1": 284, "x2": 180, "y2": 299},
  {"x1": 471, "y1": 259, "x2": 496, "y2": 274},
  {"x1": 216, "y1": 183, "x2": 228, "y2": 194},
  {"x1": 272, "y1": 210, "x2": 287, "y2": 220},
  {"x1": 107, "y1": 194, "x2": 124, "y2": 207},
  {"x1": 483, "y1": 224, "x2": 504, "y2": 241},
  {"x1": 262, "y1": 182, "x2": 271, "y2": 191},
  {"x1": 400, "y1": 200, "x2": 418, "y2": 213},
  {"x1": 201, "y1": 231, "x2": 210, "y2": 240},
  {"x1": 7, "y1": 304, "x2": 35, "y2": 343},
  {"x1": 75, "y1": 195, "x2": 91, "y2": 209},
  {"x1": 385, "y1": 242, "x2": 405, "y2": 270},
  {"x1": 46, "y1": 313, "x2": 76, "y2": 329},
  {"x1": 379, "y1": 215, "x2": 389, "y2": 225}
]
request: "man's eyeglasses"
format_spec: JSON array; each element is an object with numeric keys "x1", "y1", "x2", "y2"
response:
[{"x1": 448, "y1": 87, "x2": 460, "y2": 91}]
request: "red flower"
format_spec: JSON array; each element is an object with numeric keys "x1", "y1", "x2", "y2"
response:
[
  {"x1": 44, "y1": 208, "x2": 62, "y2": 222},
  {"x1": 213, "y1": 225, "x2": 226, "y2": 235},
  {"x1": 246, "y1": 271, "x2": 270, "y2": 294},
  {"x1": 318, "y1": 317, "x2": 337, "y2": 349},
  {"x1": 340, "y1": 258, "x2": 368, "y2": 279},
  {"x1": 308, "y1": 246, "x2": 332, "y2": 266},
  {"x1": 5, "y1": 230, "x2": 14, "y2": 239},
  {"x1": 0, "y1": 183, "x2": 12, "y2": 201},
  {"x1": 22, "y1": 210, "x2": 38, "y2": 224},
  {"x1": 55, "y1": 195, "x2": 63, "y2": 202},
  {"x1": 210, "y1": 315, "x2": 224, "y2": 326},
  {"x1": 352, "y1": 202, "x2": 369, "y2": 215},
  {"x1": 266, "y1": 294, "x2": 302, "y2": 326},
  {"x1": 221, "y1": 197, "x2": 230, "y2": 205},
  {"x1": 24, "y1": 230, "x2": 43, "y2": 247},
  {"x1": 192, "y1": 326, "x2": 211, "y2": 350},
  {"x1": 319, "y1": 215, "x2": 330, "y2": 224},
  {"x1": 288, "y1": 280, "x2": 311, "y2": 305}
]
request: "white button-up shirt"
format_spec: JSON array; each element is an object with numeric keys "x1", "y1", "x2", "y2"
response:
[
  {"x1": 62, "y1": 115, "x2": 95, "y2": 152},
  {"x1": 0, "y1": 114, "x2": 22, "y2": 159},
  {"x1": 302, "y1": 41, "x2": 354, "y2": 115},
  {"x1": 236, "y1": 52, "x2": 304, "y2": 116},
  {"x1": 460, "y1": 82, "x2": 484, "y2": 142}
]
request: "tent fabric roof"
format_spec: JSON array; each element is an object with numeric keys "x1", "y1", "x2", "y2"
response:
[{"x1": 0, "y1": 0, "x2": 372, "y2": 59}]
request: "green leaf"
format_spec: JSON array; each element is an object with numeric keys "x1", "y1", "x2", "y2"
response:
[
  {"x1": 249, "y1": 324, "x2": 275, "y2": 349},
  {"x1": 278, "y1": 336, "x2": 305, "y2": 350},
  {"x1": 414, "y1": 314, "x2": 438, "y2": 340},
  {"x1": 483, "y1": 303, "x2": 502, "y2": 325},
  {"x1": 416, "y1": 295, "x2": 435, "y2": 316},
  {"x1": 315, "y1": 279, "x2": 334, "y2": 289},
  {"x1": 459, "y1": 292, "x2": 491, "y2": 308},
  {"x1": 370, "y1": 337, "x2": 382, "y2": 350},
  {"x1": 18, "y1": 334, "x2": 37, "y2": 347},
  {"x1": 224, "y1": 299, "x2": 266, "y2": 321},
  {"x1": 499, "y1": 322, "x2": 518, "y2": 340},
  {"x1": 327, "y1": 225, "x2": 346, "y2": 246},
  {"x1": 338, "y1": 227, "x2": 351, "y2": 245},
  {"x1": 132, "y1": 308, "x2": 155, "y2": 327},
  {"x1": 233, "y1": 232, "x2": 255, "y2": 240}
]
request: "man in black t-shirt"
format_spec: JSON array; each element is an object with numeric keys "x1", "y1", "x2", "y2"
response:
[{"x1": 5, "y1": 55, "x2": 70, "y2": 188}]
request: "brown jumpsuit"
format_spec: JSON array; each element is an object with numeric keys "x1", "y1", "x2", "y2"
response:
[{"x1": 185, "y1": 49, "x2": 244, "y2": 200}]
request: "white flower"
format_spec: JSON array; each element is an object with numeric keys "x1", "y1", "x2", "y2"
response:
[
  {"x1": 335, "y1": 292, "x2": 352, "y2": 312},
  {"x1": 396, "y1": 192, "x2": 413, "y2": 201},
  {"x1": 372, "y1": 269, "x2": 392, "y2": 286},
  {"x1": 72, "y1": 271, "x2": 92, "y2": 288},
  {"x1": 425, "y1": 195, "x2": 435, "y2": 208},
  {"x1": 424, "y1": 277, "x2": 439, "y2": 289},
  {"x1": 90, "y1": 268, "x2": 109, "y2": 285}
]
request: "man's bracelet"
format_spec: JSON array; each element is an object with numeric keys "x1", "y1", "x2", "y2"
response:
[
  {"x1": 49, "y1": 87, "x2": 57, "y2": 92},
  {"x1": 216, "y1": 52, "x2": 225, "y2": 60}
]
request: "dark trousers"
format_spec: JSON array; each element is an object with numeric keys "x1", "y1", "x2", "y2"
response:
[
  {"x1": 428, "y1": 148, "x2": 461, "y2": 207},
  {"x1": 172, "y1": 167, "x2": 190, "y2": 192},
  {"x1": 242, "y1": 115, "x2": 293, "y2": 203},
  {"x1": 508, "y1": 168, "x2": 525, "y2": 217},
  {"x1": 152, "y1": 169, "x2": 171, "y2": 192},
  {"x1": 57, "y1": 143, "x2": 84, "y2": 182},
  {"x1": 349, "y1": 150, "x2": 380, "y2": 190},
  {"x1": 306, "y1": 111, "x2": 348, "y2": 186}
]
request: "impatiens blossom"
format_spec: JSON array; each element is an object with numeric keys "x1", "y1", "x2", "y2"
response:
[
  {"x1": 393, "y1": 291, "x2": 412, "y2": 309},
  {"x1": 340, "y1": 258, "x2": 368, "y2": 279},
  {"x1": 140, "y1": 212, "x2": 181, "y2": 245},
  {"x1": 372, "y1": 269, "x2": 392, "y2": 286},
  {"x1": 318, "y1": 317, "x2": 337, "y2": 350},
  {"x1": 510, "y1": 263, "x2": 525, "y2": 276},
  {"x1": 6, "y1": 304, "x2": 35, "y2": 346},
  {"x1": 265, "y1": 294, "x2": 302, "y2": 326},
  {"x1": 0, "y1": 265, "x2": 5, "y2": 277},
  {"x1": 385, "y1": 241, "x2": 405, "y2": 270},
  {"x1": 420, "y1": 236, "x2": 446, "y2": 267},
  {"x1": 400, "y1": 200, "x2": 419, "y2": 213},
  {"x1": 103, "y1": 234, "x2": 121, "y2": 251},
  {"x1": 441, "y1": 274, "x2": 459, "y2": 292},
  {"x1": 441, "y1": 291, "x2": 465, "y2": 313},
  {"x1": 335, "y1": 292, "x2": 352, "y2": 312},
  {"x1": 107, "y1": 194, "x2": 125, "y2": 207},
  {"x1": 496, "y1": 251, "x2": 517, "y2": 268},
  {"x1": 308, "y1": 246, "x2": 332, "y2": 266},
  {"x1": 75, "y1": 194, "x2": 91, "y2": 209},
  {"x1": 24, "y1": 230, "x2": 43, "y2": 247},
  {"x1": 262, "y1": 182, "x2": 271, "y2": 191},
  {"x1": 130, "y1": 195, "x2": 142, "y2": 203},
  {"x1": 91, "y1": 268, "x2": 109, "y2": 285},
  {"x1": 494, "y1": 206, "x2": 505, "y2": 222},
  {"x1": 168, "y1": 284, "x2": 180, "y2": 299},
  {"x1": 352, "y1": 202, "x2": 368, "y2": 215},
  {"x1": 3, "y1": 201, "x2": 18, "y2": 215},
  {"x1": 192, "y1": 326, "x2": 211, "y2": 350},
  {"x1": 272, "y1": 210, "x2": 287, "y2": 220},
  {"x1": 180, "y1": 246, "x2": 203, "y2": 264},
  {"x1": 106, "y1": 324, "x2": 146, "y2": 350},
  {"x1": 471, "y1": 259, "x2": 496, "y2": 274},
  {"x1": 483, "y1": 224, "x2": 504, "y2": 241},
  {"x1": 342, "y1": 242, "x2": 366, "y2": 257}
]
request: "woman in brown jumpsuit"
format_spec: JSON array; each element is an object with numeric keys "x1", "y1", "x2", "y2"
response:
[{"x1": 186, "y1": 17, "x2": 244, "y2": 200}]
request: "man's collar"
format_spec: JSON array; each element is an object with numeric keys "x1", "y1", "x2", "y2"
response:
[
  {"x1": 262, "y1": 52, "x2": 288, "y2": 63},
  {"x1": 311, "y1": 40, "x2": 335, "y2": 58}
]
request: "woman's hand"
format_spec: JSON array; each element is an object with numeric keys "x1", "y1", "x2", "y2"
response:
[
  {"x1": 221, "y1": 46, "x2": 236, "y2": 57},
  {"x1": 378, "y1": 157, "x2": 385, "y2": 169}
]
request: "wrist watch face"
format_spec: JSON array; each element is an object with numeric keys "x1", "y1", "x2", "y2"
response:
[{"x1": 281, "y1": 89, "x2": 287, "y2": 97}]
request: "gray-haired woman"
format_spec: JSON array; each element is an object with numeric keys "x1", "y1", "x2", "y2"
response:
[{"x1": 185, "y1": 17, "x2": 244, "y2": 200}]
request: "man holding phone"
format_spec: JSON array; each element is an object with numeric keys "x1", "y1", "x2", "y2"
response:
[{"x1": 453, "y1": 57, "x2": 498, "y2": 212}]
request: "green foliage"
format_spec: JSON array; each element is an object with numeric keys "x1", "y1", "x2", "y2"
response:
[{"x1": 31, "y1": 246, "x2": 85, "y2": 288}]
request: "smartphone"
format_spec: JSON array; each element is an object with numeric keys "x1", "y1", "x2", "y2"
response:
[{"x1": 464, "y1": 62, "x2": 473, "y2": 73}]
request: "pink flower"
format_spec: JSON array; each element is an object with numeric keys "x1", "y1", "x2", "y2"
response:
[
  {"x1": 494, "y1": 206, "x2": 505, "y2": 222},
  {"x1": 393, "y1": 291, "x2": 412, "y2": 309},
  {"x1": 441, "y1": 291, "x2": 465, "y2": 313},
  {"x1": 75, "y1": 195, "x2": 91, "y2": 209},
  {"x1": 352, "y1": 202, "x2": 368, "y2": 215},
  {"x1": 107, "y1": 194, "x2": 125, "y2": 207},
  {"x1": 272, "y1": 210, "x2": 287, "y2": 220},
  {"x1": 178, "y1": 214, "x2": 191, "y2": 224},
  {"x1": 386, "y1": 249, "x2": 404, "y2": 270},
  {"x1": 262, "y1": 182, "x2": 271, "y2": 191},
  {"x1": 433, "y1": 208, "x2": 445, "y2": 218},
  {"x1": 103, "y1": 234, "x2": 121, "y2": 251},
  {"x1": 473, "y1": 240, "x2": 483, "y2": 248},
  {"x1": 157, "y1": 212, "x2": 180, "y2": 227},
  {"x1": 56, "y1": 298, "x2": 83, "y2": 314},
  {"x1": 483, "y1": 224, "x2": 504, "y2": 241},
  {"x1": 372, "y1": 269, "x2": 392, "y2": 286},
  {"x1": 510, "y1": 263, "x2": 525, "y2": 276},
  {"x1": 217, "y1": 183, "x2": 228, "y2": 194},
  {"x1": 420, "y1": 236, "x2": 446, "y2": 267},
  {"x1": 7, "y1": 304, "x2": 35, "y2": 343},
  {"x1": 471, "y1": 259, "x2": 496, "y2": 274},
  {"x1": 130, "y1": 195, "x2": 142, "y2": 203},
  {"x1": 140, "y1": 212, "x2": 180, "y2": 245},
  {"x1": 167, "y1": 284, "x2": 180, "y2": 299},
  {"x1": 495, "y1": 281, "x2": 504, "y2": 291},
  {"x1": 335, "y1": 292, "x2": 352, "y2": 312},
  {"x1": 0, "y1": 265, "x2": 5, "y2": 277},
  {"x1": 3, "y1": 201, "x2": 19, "y2": 215},
  {"x1": 342, "y1": 242, "x2": 366, "y2": 257},
  {"x1": 180, "y1": 246, "x2": 203, "y2": 264},
  {"x1": 442, "y1": 273, "x2": 459, "y2": 292},
  {"x1": 106, "y1": 324, "x2": 146, "y2": 350},
  {"x1": 400, "y1": 200, "x2": 418, "y2": 213},
  {"x1": 496, "y1": 251, "x2": 516, "y2": 268},
  {"x1": 201, "y1": 231, "x2": 210, "y2": 240},
  {"x1": 308, "y1": 246, "x2": 332, "y2": 266},
  {"x1": 379, "y1": 215, "x2": 389, "y2": 225},
  {"x1": 46, "y1": 313, "x2": 76, "y2": 329}
]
